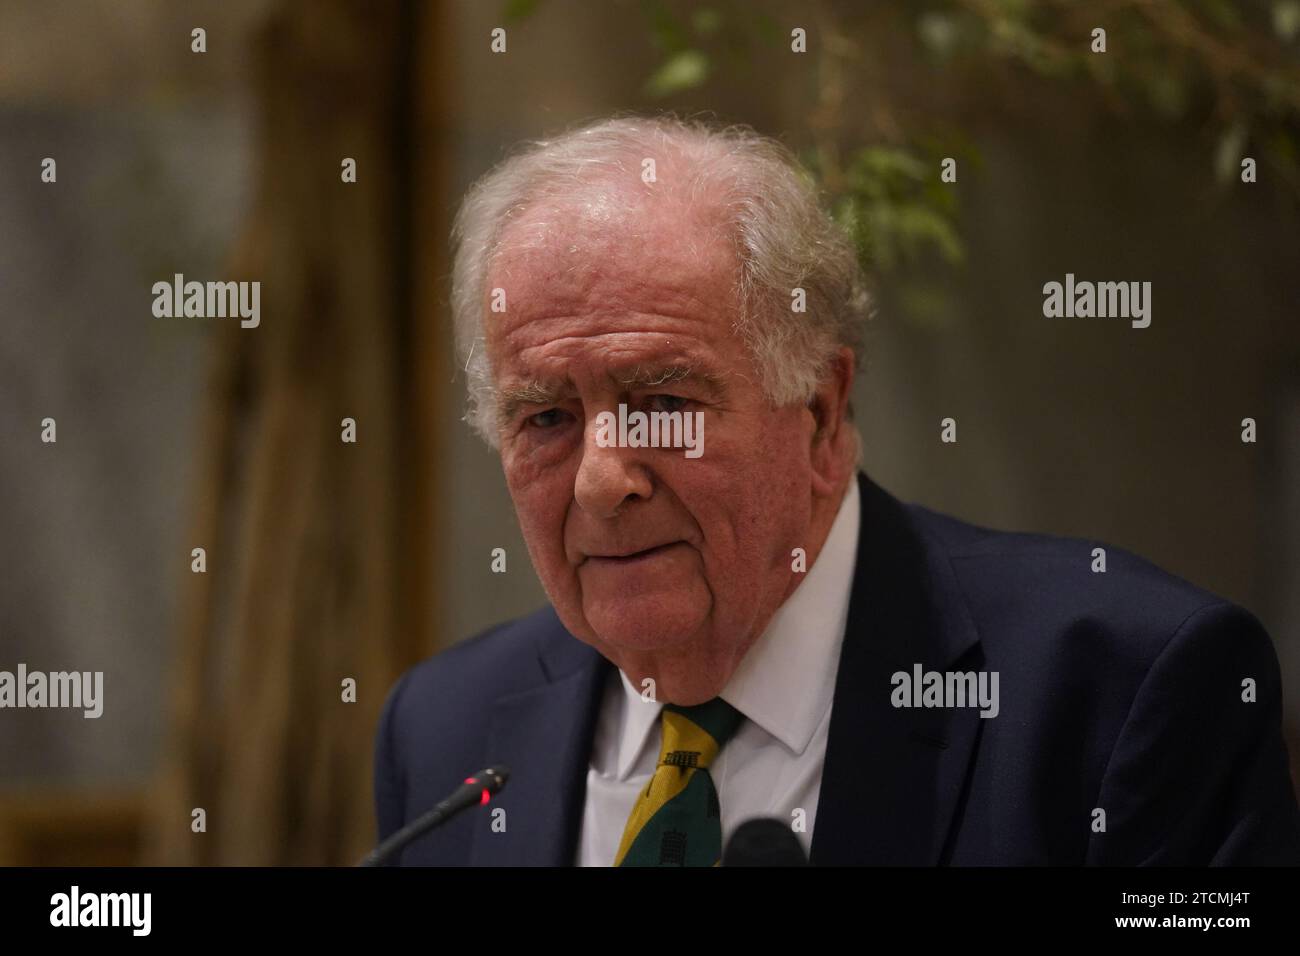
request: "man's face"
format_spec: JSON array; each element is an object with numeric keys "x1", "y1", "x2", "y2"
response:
[{"x1": 485, "y1": 192, "x2": 822, "y2": 703}]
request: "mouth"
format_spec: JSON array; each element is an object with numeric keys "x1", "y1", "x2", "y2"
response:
[{"x1": 584, "y1": 541, "x2": 683, "y2": 567}]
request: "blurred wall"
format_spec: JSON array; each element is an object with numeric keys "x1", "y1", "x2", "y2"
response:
[{"x1": 0, "y1": 0, "x2": 270, "y2": 786}]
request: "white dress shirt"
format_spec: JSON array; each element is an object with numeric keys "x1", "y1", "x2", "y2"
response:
[{"x1": 575, "y1": 479, "x2": 861, "y2": 865}]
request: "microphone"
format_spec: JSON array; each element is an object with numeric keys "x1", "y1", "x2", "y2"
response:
[
  {"x1": 722, "y1": 817, "x2": 809, "y2": 866},
  {"x1": 359, "y1": 765, "x2": 510, "y2": 866}
]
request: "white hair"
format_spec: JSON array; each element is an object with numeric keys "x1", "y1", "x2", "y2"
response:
[{"x1": 450, "y1": 114, "x2": 871, "y2": 446}]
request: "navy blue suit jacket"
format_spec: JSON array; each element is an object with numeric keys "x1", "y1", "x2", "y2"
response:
[{"x1": 375, "y1": 473, "x2": 1300, "y2": 865}]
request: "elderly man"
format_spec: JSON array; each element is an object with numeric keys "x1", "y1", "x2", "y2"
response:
[{"x1": 374, "y1": 115, "x2": 1299, "y2": 866}]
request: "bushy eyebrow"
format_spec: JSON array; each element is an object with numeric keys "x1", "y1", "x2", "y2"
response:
[
  {"x1": 496, "y1": 364, "x2": 727, "y2": 425},
  {"x1": 615, "y1": 364, "x2": 724, "y2": 392}
]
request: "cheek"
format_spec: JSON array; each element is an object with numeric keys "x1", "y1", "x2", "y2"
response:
[
  {"x1": 503, "y1": 454, "x2": 574, "y2": 562},
  {"x1": 675, "y1": 416, "x2": 812, "y2": 560}
]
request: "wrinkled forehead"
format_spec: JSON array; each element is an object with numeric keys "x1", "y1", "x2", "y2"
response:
[{"x1": 484, "y1": 187, "x2": 741, "y2": 344}]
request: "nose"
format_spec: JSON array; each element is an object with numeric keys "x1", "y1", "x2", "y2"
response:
[{"x1": 574, "y1": 420, "x2": 652, "y2": 519}]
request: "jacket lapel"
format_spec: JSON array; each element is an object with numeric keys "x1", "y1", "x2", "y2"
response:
[
  {"x1": 469, "y1": 613, "x2": 610, "y2": 865},
  {"x1": 810, "y1": 473, "x2": 984, "y2": 865}
]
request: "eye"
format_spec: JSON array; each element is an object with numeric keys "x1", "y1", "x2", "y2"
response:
[
  {"x1": 646, "y1": 394, "x2": 689, "y2": 413},
  {"x1": 526, "y1": 408, "x2": 571, "y2": 429}
]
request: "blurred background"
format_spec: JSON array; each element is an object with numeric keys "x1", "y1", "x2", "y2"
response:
[{"x1": 0, "y1": 0, "x2": 1297, "y2": 865}]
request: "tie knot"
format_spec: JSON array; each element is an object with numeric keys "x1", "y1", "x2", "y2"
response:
[{"x1": 658, "y1": 697, "x2": 744, "y2": 771}]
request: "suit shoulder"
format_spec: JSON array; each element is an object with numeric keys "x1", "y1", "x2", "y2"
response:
[
  {"x1": 906, "y1": 501, "x2": 1241, "y2": 661},
  {"x1": 386, "y1": 605, "x2": 559, "y2": 714}
]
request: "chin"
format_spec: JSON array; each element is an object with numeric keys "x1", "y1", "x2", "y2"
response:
[{"x1": 579, "y1": 599, "x2": 708, "y2": 654}]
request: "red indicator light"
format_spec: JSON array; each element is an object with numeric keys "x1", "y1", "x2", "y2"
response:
[{"x1": 480, "y1": 789, "x2": 491, "y2": 805}]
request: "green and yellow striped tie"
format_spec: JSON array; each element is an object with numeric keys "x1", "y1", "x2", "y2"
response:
[{"x1": 614, "y1": 697, "x2": 745, "y2": 866}]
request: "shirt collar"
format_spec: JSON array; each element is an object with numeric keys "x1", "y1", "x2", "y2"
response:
[{"x1": 612, "y1": 479, "x2": 860, "y2": 777}]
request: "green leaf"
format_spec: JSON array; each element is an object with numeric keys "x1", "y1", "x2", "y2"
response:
[
  {"x1": 644, "y1": 49, "x2": 710, "y2": 97},
  {"x1": 897, "y1": 283, "x2": 958, "y2": 330},
  {"x1": 640, "y1": 0, "x2": 689, "y2": 53},
  {"x1": 502, "y1": 0, "x2": 540, "y2": 22},
  {"x1": 1199, "y1": 0, "x2": 1242, "y2": 31},
  {"x1": 1143, "y1": 70, "x2": 1188, "y2": 119},
  {"x1": 1215, "y1": 122, "x2": 1248, "y2": 183},
  {"x1": 917, "y1": 12, "x2": 960, "y2": 58},
  {"x1": 1275, "y1": 0, "x2": 1300, "y2": 40},
  {"x1": 750, "y1": 11, "x2": 783, "y2": 46},
  {"x1": 692, "y1": 7, "x2": 722, "y2": 37}
]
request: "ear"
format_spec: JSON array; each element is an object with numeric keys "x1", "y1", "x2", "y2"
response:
[{"x1": 807, "y1": 346, "x2": 857, "y2": 498}]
